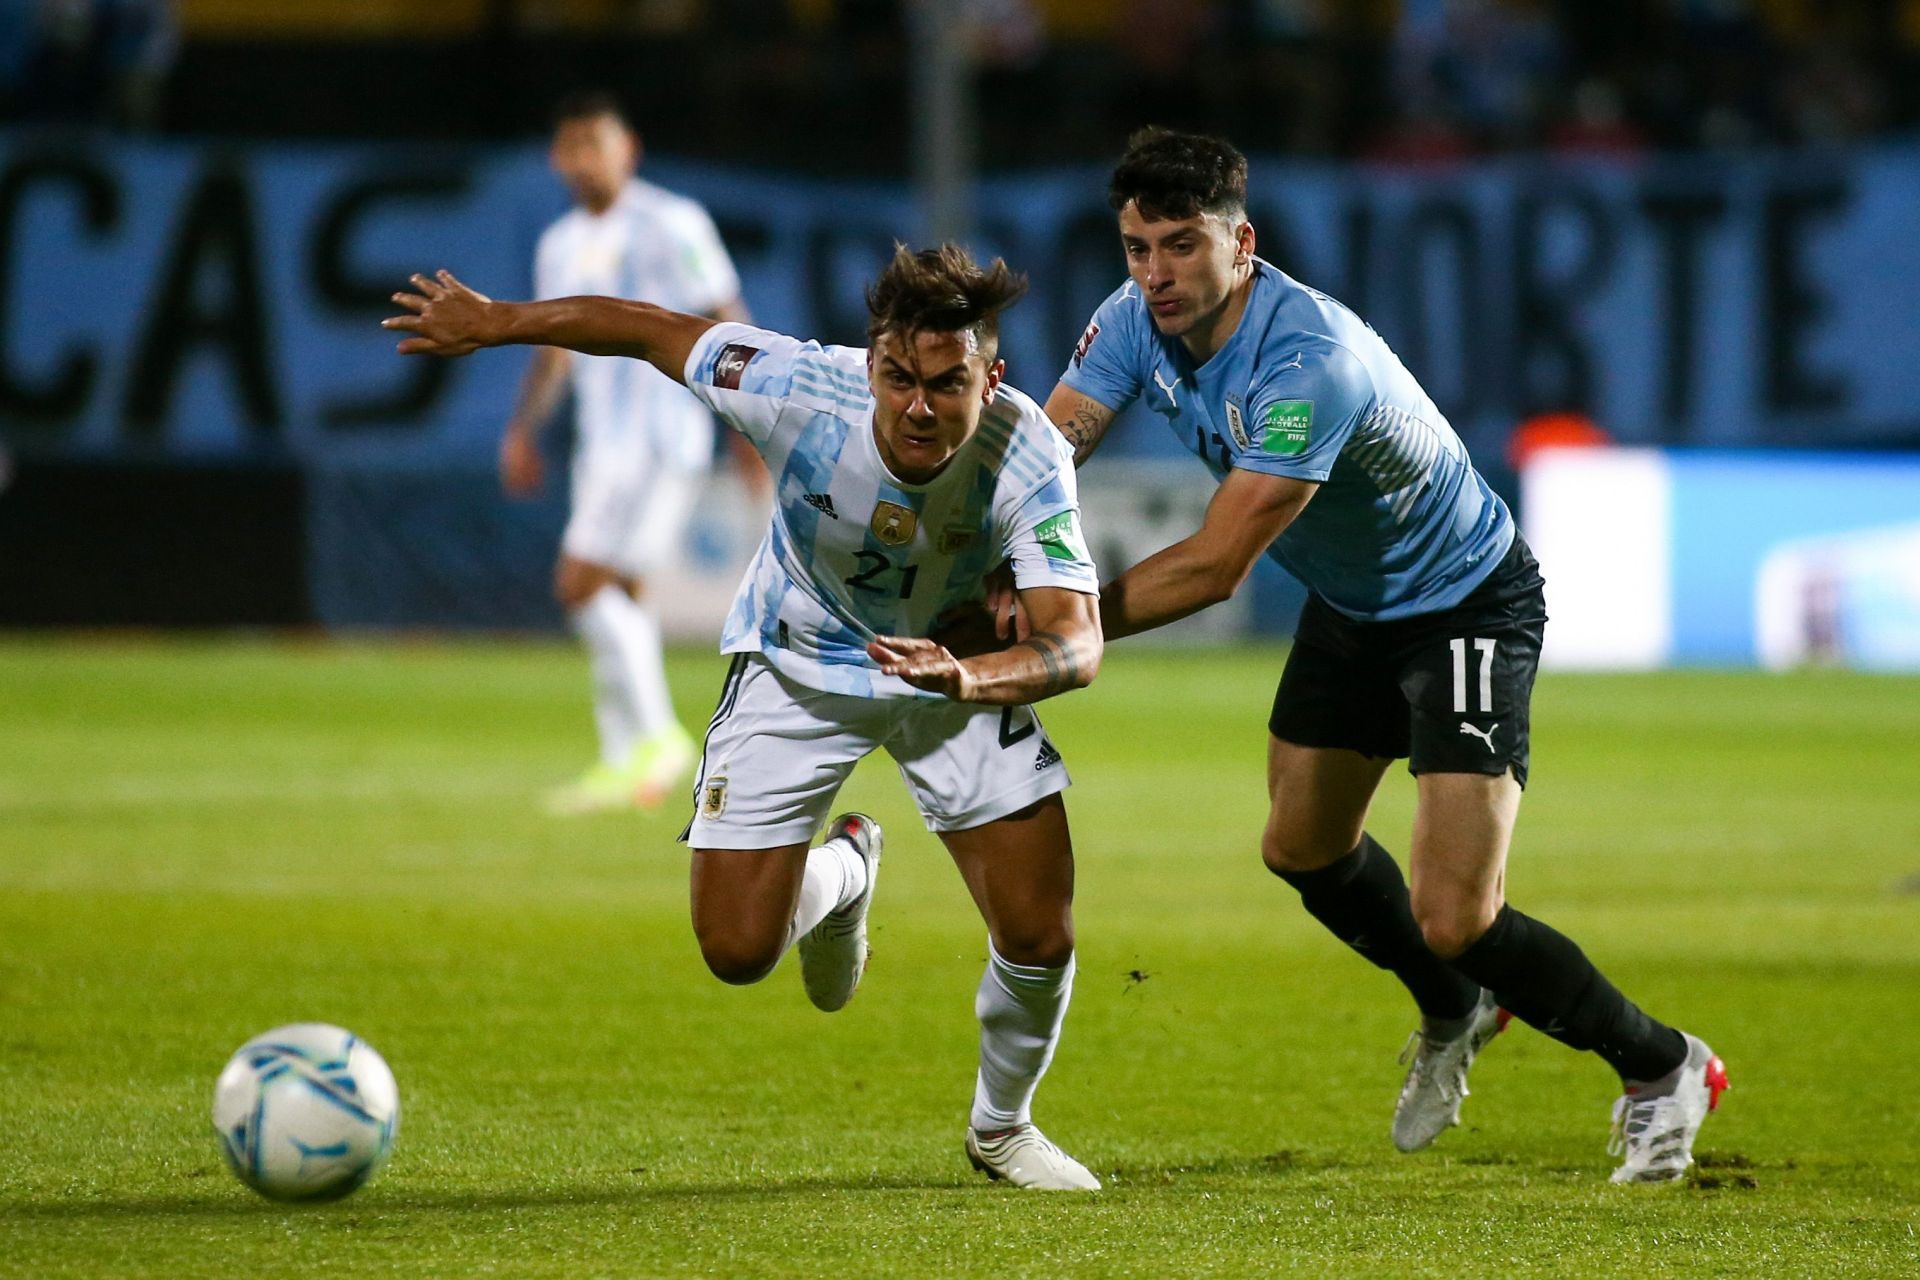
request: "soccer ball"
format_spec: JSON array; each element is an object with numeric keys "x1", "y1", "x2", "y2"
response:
[{"x1": 212, "y1": 1023, "x2": 400, "y2": 1202}]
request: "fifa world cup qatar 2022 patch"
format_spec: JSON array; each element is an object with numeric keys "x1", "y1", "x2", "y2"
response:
[
  {"x1": 1071, "y1": 320, "x2": 1100, "y2": 367},
  {"x1": 1261, "y1": 400, "x2": 1314, "y2": 455},
  {"x1": 712, "y1": 344, "x2": 760, "y2": 391},
  {"x1": 1224, "y1": 399, "x2": 1250, "y2": 449}
]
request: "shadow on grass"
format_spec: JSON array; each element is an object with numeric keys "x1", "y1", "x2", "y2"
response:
[
  {"x1": 6, "y1": 1153, "x2": 1341, "y2": 1221},
  {"x1": 0, "y1": 1172, "x2": 998, "y2": 1222},
  {"x1": 1098, "y1": 1149, "x2": 1330, "y2": 1182}
]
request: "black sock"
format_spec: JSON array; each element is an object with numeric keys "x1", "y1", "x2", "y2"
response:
[
  {"x1": 1450, "y1": 904, "x2": 1687, "y2": 1081},
  {"x1": 1273, "y1": 834, "x2": 1481, "y2": 1022}
]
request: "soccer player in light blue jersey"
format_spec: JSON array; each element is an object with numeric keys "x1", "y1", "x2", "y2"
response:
[
  {"x1": 1044, "y1": 129, "x2": 1725, "y2": 1183},
  {"x1": 388, "y1": 245, "x2": 1105, "y2": 1190}
]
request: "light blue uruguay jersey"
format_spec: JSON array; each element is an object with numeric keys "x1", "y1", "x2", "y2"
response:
[
  {"x1": 682, "y1": 322, "x2": 1100, "y2": 698},
  {"x1": 1061, "y1": 259, "x2": 1513, "y2": 622}
]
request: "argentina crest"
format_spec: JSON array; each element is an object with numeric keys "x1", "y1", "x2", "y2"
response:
[
  {"x1": 700, "y1": 775, "x2": 729, "y2": 819},
  {"x1": 869, "y1": 501, "x2": 918, "y2": 547}
]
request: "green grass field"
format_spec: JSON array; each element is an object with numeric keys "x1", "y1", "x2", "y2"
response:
[{"x1": 3, "y1": 637, "x2": 1918, "y2": 1277}]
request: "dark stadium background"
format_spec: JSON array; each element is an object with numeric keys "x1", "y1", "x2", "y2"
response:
[{"x1": 4, "y1": 0, "x2": 1918, "y2": 654}]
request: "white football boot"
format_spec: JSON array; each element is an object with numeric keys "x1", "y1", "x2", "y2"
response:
[
  {"x1": 1392, "y1": 990, "x2": 1512, "y2": 1152},
  {"x1": 1608, "y1": 1033, "x2": 1729, "y2": 1183},
  {"x1": 796, "y1": 813, "x2": 882, "y2": 1013},
  {"x1": 966, "y1": 1124, "x2": 1101, "y2": 1191}
]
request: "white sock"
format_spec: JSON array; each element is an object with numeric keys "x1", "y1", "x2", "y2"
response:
[
  {"x1": 779, "y1": 836, "x2": 870, "y2": 953},
  {"x1": 971, "y1": 939, "x2": 1075, "y2": 1132},
  {"x1": 570, "y1": 585, "x2": 672, "y2": 764},
  {"x1": 617, "y1": 595, "x2": 676, "y2": 740}
]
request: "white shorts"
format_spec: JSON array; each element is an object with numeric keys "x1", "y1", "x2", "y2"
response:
[
  {"x1": 563, "y1": 454, "x2": 701, "y2": 578},
  {"x1": 683, "y1": 654, "x2": 1071, "y2": 849}
]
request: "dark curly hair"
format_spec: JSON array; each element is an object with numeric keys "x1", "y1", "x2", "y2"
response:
[
  {"x1": 551, "y1": 90, "x2": 631, "y2": 131},
  {"x1": 865, "y1": 243, "x2": 1029, "y2": 358},
  {"x1": 1107, "y1": 127, "x2": 1248, "y2": 222}
]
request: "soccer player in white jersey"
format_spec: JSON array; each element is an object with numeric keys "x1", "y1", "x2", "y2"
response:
[
  {"x1": 505, "y1": 93, "x2": 752, "y2": 815},
  {"x1": 1042, "y1": 129, "x2": 1724, "y2": 1183},
  {"x1": 387, "y1": 245, "x2": 1106, "y2": 1190}
]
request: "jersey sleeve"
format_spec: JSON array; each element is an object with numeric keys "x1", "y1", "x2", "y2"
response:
[
  {"x1": 1000, "y1": 433, "x2": 1100, "y2": 596},
  {"x1": 532, "y1": 227, "x2": 566, "y2": 302},
  {"x1": 1233, "y1": 343, "x2": 1375, "y2": 483},
  {"x1": 681, "y1": 321, "x2": 809, "y2": 451},
  {"x1": 1056, "y1": 281, "x2": 1147, "y2": 414},
  {"x1": 663, "y1": 201, "x2": 742, "y2": 316}
]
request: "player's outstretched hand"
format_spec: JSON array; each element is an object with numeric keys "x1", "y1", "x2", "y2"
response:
[
  {"x1": 868, "y1": 636, "x2": 975, "y2": 701},
  {"x1": 384, "y1": 270, "x2": 496, "y2": 357}
]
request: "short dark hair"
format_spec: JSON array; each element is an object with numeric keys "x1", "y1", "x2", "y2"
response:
[
  {"x1": 551, "y1": 90, "x2": 632, "y2": 131},
  {"x1": 1107, "y1": 127, "x2": 1248, "y2": 222},
  {"x1": 865, "y1": 243, "x2": 1028, "y2": 357}
]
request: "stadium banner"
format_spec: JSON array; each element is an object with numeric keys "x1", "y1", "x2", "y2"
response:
[
  {"x1": 1522, "y1": 447, "x2": 1920, "y2": 671},
  {"x1": 4, "y1": 134, "x2": 1918, "y2": 462},
  {"x1": 3, "y1": 132, "x2": 1916, "y2": 643}
]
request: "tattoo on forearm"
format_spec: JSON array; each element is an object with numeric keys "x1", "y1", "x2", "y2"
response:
[
  {"x1": 1055, "y1": 407, "x2": 1108, "y2": 465},
  {"x1": 1025, "y1": 630, "x2": 1081, "y2": 694}
]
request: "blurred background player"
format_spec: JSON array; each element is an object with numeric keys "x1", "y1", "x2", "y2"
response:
[
  {"x1": 504, "y1": 91, "x2": 753, "y2": 815},
  {"x1": 1046, "y1": 128, "x2": 1726, "y2": 1185},
  {"x1": 387, "y1": 246, "x2": 1107, "y2": 1191}
]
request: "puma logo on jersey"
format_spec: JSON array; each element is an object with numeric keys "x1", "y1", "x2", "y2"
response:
[
  {"x1": 803, "y1": 492, "x2": 839, "y2": 519},
  {"x1": 1458, "y1": 722, "x2": 1498, "y2": 752},
  {"x1": 1277, "y1": 351, "x2": 1304, "y2": 373},
  {"x1": 1152, "y1": 368, "x2": 1181, "y2": 408}
]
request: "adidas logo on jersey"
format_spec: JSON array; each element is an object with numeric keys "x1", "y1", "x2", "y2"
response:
[
  {"x1": 1034, "y1": 739, "x2": 1062, "y2": 771},
  {"x1": 803, "y1": 492, "x2": 839, "y2": 519}
]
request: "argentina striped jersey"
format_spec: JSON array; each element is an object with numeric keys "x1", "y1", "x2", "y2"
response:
[
  {"x1": 683, "y1": 323, "x2": 1099, "y2": 698},
  {"x1": 535, "y1": 179, "x2": 740, "y2": 472}
]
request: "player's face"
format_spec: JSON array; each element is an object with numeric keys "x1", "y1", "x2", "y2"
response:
[
  {"x1": 866, "y1": 328, "x2": 1005, "y2": 484},
  {"x1": 1117, "y1": 202, "x2": 1254, "y2": 340},
  {"x1": 549, "y1": 115, "x2": 638, "y2": 214}
]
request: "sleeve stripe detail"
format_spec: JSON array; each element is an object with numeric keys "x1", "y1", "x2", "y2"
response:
[{"x1": 789, "y1": 372, "x2": 870, "y2": 414}]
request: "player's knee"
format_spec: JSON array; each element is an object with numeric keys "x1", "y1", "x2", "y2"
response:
[
  {"x1": 1261, "y1": 828, "x2": 1342, "y2": 876},
  {"x1": 992, "y1": 920, "x2": 1075, "y2": 970},
  {"x1": 1414, "y1": 903, "x2": 1495, "y2": 960},
  {"x1": 695, "y1": 930, "x2": 782, "y2": 986}
]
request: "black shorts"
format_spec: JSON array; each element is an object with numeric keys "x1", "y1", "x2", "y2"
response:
[{"x1": 1268, "y1": 536, "x2": 1547, "y2": 787}]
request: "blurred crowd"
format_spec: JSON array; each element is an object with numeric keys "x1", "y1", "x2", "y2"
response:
[{"x1": 3, "y1": 0, "x2": 1916, "y2": 166}]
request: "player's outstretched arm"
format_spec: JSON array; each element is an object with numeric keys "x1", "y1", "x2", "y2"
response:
[
  {"x1": 1101, "y1": 469, "x2": 1318, "y2": 641},
  {"x1": 868, "y1": 587, "x2": 1101, "y2": 706},
  {"x1": 1043, "y1": 384, "x2": 1118, "y2": 468},
  {"x1": 385, "y1": 270, "x2": 717, "y2": 386}
]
